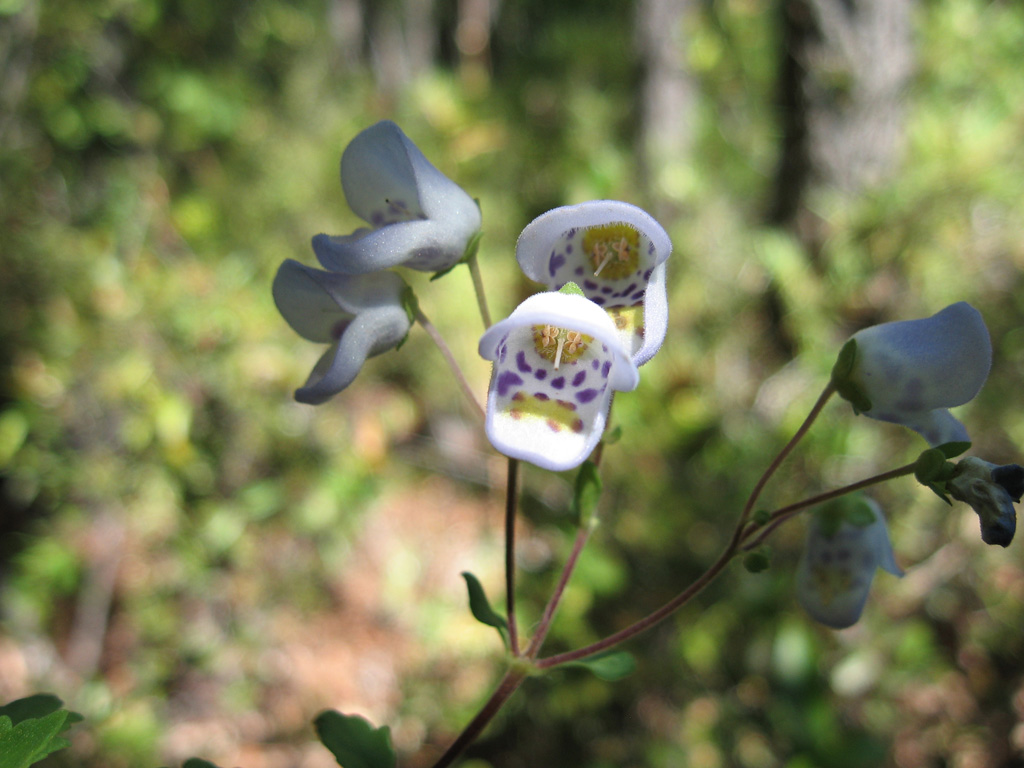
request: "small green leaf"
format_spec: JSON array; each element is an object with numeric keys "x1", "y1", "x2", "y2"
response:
[
  {"x1": 914, "y1": 448, "x2": 948, "y2": 484},
  {"x1": 566, "y1": 651, "x2": 636, "y2": 681},
  {"x1": 429, "y1": 230, "x2": 484, "y2": 281},
  {"x1": 743, "y1": 551, "x2": 771, "y2": 573},
  {"x1": 558, "y1": 281, "x2": 585, "y2": 297},
  {"x1": 830, "y1": 339, "x2": 873, "y2": 414},
  {"x1": 936, "y1": 441, "x2": 971, "y2": 459},
  {"x1": 461, "y1": 571, "x2": 508, "y2": 645},
  {"x1": 602, "y1": 425, "x2": 622, "y2": 445},
  {"x1": 572, "y1": 461, "x2": 602, "y2": 528},
  {"x1": 843, "y1": 497, "x2": 876, "y2": 527},
  {"x1": 315, "y1": 711, "x2": 397, "y2": 768},
  {"x1": 0, "y1": 708, "x2": 71, "y2": 768},
  {"x1": 752, "y1": 509, "x2": 772, "y2": 526}
]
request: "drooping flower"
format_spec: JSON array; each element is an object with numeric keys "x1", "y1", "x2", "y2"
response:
[
  {"x1": 478, "y1": 289, "x2": 639, "y2": 471},
  {"x1": 272, "y1": 259, "x2": 412, "y2": 404},
  {"x1": 312, "y1": 121, "x2": 482, "y2": 274},
  {"x1": 796, "y1": 498, "x2": 904, "y2": 629},
  {"x1": 515, "y1": 201, "x2": 672, "y2": 367},
  {"x1": 948, "y1": 456, "x2": 1024, "y2": 547},
  {"x1": 832, "y1": 302, "x2": 992, "y2": 446}
]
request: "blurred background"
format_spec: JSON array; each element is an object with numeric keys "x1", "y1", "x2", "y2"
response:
[{"x1": 2, "y1": 0, "x2": 1024, "y2": 766}]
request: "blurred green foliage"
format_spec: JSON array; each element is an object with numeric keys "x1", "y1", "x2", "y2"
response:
[{"x1": 1, "y1": 0, "x2": 1024, "y2": 766}]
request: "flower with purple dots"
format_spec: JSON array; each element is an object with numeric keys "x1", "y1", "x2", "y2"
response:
[
  {"x1": 272, "y1": 259, "x2": 412, "y2": 404},
  {"x1": 479, "y1": 289, "x2": 639, "y2": 471},
  {"x1": 796, "y1": 498, "x2": 903, "y2": 629},
  {"x1": 312, "y1": 121, "x2": 481, "y2": 275},
  {"x1": 515, "y1": 201, "x2": 672, "y2": 367}
]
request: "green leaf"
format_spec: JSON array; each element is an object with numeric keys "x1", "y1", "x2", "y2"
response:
[
  {"x1": 571, "y1": 461, "x2": 602, "y2": 527},
  {"x1": 558, "y1": 281, "x2": 585, "y2": 297},
  {"x1": 752, "y1": 509, "x2": 772, "y2": 526},
  {"x1": 565, "y1": 651, "x2": 636, "y2": 681},
  {"x1": 843, "y1": 497, "x2": 877, "y2": 527},
  {"x1": 602, "y1": 425, "x2": 622, "y2": 445},
  {"x1": 0, "y1": 709, "x2": 71, "y2": 768},
  {"x1": 429, "y1": 230, "x2": 483, "y2": 281},
  {"x1": 743, "y1": 551, "x2": 770, "y2": 573},
  {"x1": 461, "y1": 571, "x2": 508, "y2": 645},
  {"x1": 315, "y1": 711, "x2": 397, "y2": 768},
  {"x1": 0, "y1": 696, "x2": 64, "y2": 726},
  {"x1": 830, "y1": 339, "x2": 872, "y2": 414},
  {"x1": 936, "y1": 441, "x2": 971, "y2": 459}
]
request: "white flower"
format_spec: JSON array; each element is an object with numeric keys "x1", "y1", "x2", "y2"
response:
[
  {"x1": 797, "y1": 498, "x2": 904, "y2": 629},
  {"x1": 515, "y1": 201, "x2": 672, "y2": 367},
  {"x1": 272, "y1": 259, "x2": 411, "y2": 404},
  {"x1": 312, "y1": 121, "x2": 481, "y2": 274},
  {"x1": 836, "y1": 302, "x2": 992, "y2": 446},
  {"x1": 478, "y1": 290, "x2": 639, "y2": 471}
]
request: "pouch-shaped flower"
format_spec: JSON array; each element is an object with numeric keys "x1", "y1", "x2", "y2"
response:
[
  {"x1": 837, "y1": 302, "x2": 991, "y2": 446},
  {"x1": 312, "y1": 121, "x2": 481, "y2": 274},
  {"x1": 479, "y1": 291, "x2": 639, "y2": 471},
  {"x1": 273, "y1": 259, "x2": 412, "y2": 404},
  {"x1": 949, "y1": 456, "x2": 1024, "y2": 547},
  {"x1": 796, "y1": 499, "x2": 904, "y2": 629},
  {"x1": 515, "y1": 201, "x2": 671, "y2": 367}
]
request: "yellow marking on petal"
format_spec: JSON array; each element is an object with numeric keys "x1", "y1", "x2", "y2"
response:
[
  {"x1": 606, "y1": 305, "x2": 645, "y2": 336},
  {"x1": 583, "y1": 222, "x2": 641, "y2": 280},
  {"x1": 505, "y1": 392, "x2": 584, "y2": 433}
]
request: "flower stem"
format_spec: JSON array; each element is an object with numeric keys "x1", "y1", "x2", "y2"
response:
[
  {"x1": 730, "y1": 383, "x2": 835, "y2": 549},
  {"x1": 428, "y1": 668, "x2": 529, "y2": 768},
  {"x1": 524, "y1": 523, "x2": 593, "y2": 658},
  {"x1": 467, "y1": 251, "x2": 492, "y2": 329},
  {"x1": 505, "y1": 458, "x2": 521, "y2": 657},
  {"x1": 740, "y1": 461, "x2": 918, "y2": 550},
  {"x1": 413, "y1": 305, "x2": 485, "y2": 422}
]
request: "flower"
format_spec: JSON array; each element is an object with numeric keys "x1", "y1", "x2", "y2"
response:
[
  {"x1": 272, "y1": 259, "x2": 412, "y2": 404},
  {"x1": 796, "y1": 497, "x2": 903, "y2": 629},
  {"x1": 311, "y1": 121, "x2": 481, "y2": 274},
  {"x1": 948, "y1": 456, "x2": 1024, "y2": 547},
  {"x1": 515, "y1": 201, "x2": 672, "y2": 367},
  {"x1": 478, "y1": 290, "x2": 639, "y2": 471},
  {"x1": 833, "y1": 302, "x2": 992, "y2": 446}
]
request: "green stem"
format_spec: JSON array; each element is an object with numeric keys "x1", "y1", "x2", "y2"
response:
[
  {"x1": 467, "y1": 251, "x2": 492, "y2": 329},
  {"x1": 413, "y1": 305, "x2": 485, "y2": 422},
  {"x1": 505, "y1": 458, "x2": 521, "y2": 657}
]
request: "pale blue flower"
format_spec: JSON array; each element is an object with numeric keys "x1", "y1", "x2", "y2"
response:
[
  {"x1": 949, "y1": 457, "x2": 1024, "y2": 547},
  {"x1": 273, "y1": 259, "x2": 411, "y2": 404},
  {"x1": 840, "y1": 302, "x2": 991, "y2": 446},
  {"x1": 515, "y1": 201, "x2": 672, "y2": 367},
  {"x1": 479, "y1": 291, "x2": 639, "y2": 471},
  {"x1": 797, "y1": 499, "x2": 903, "y2": 629},
  {"x1": 312, "y1": 121, "x2": 481, "y2": 274}
]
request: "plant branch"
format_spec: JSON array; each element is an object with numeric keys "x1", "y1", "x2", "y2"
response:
[
  {"x1": 428, "y1": 668, "x2": 529, "y2": 768},
  {"x1": 731, "y1": 383, "x2": 835, "y2": 548},
  {"x1": 505, "y1": 458, "x2": 521, "y2": 656},
  {"x1": 740, "y1": 460, "x2": 918, "y2": 550},
  {"x1": 467, "y1": 251, "x2": 492, "y2": 329},
  {"x1": 525, "y1": 523, "x2": 593, "y2": 658},
  {"x1": 413, "y1": 305, "x2": 485, "y2": 422}
]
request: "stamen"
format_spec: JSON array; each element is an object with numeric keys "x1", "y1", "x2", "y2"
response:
[
  {"x1": 593, "y1": 247, "x2": 616, "y2": 277},
  {"x1": 554, "y1": 336, "x2": 566, "y2": 369}
]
